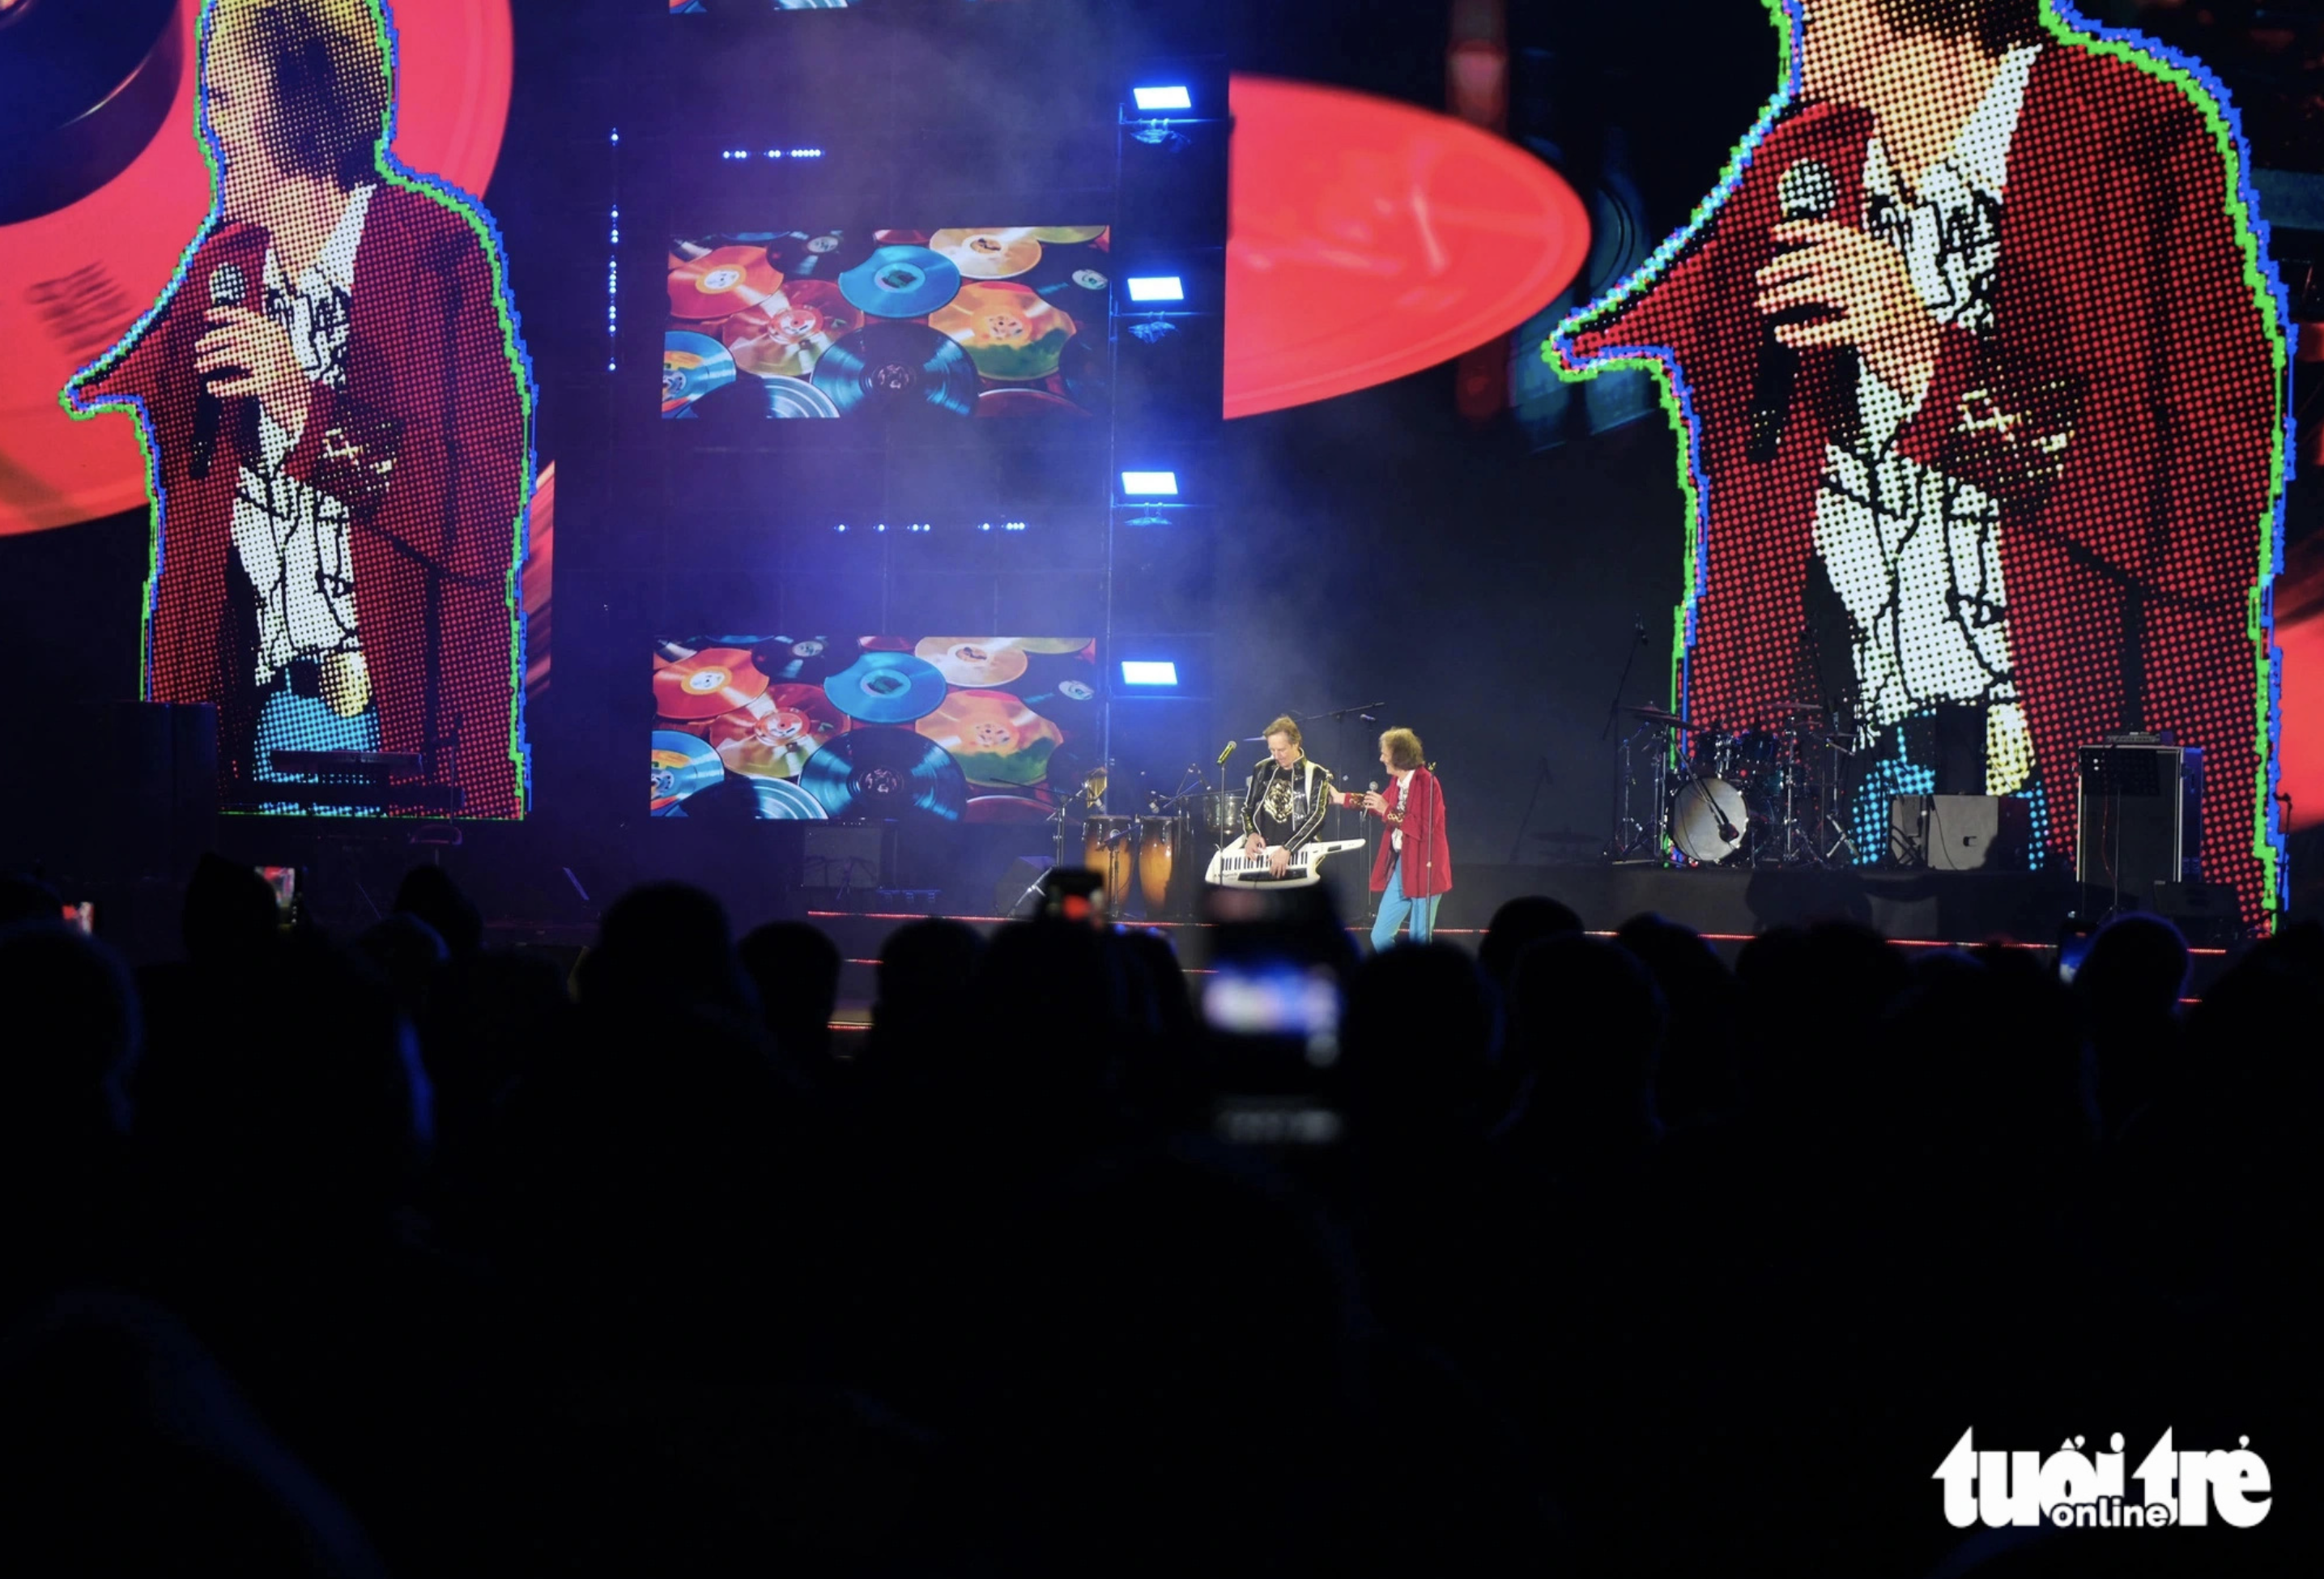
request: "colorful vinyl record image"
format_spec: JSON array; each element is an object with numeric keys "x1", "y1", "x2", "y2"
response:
[
  {"x1": 662, "y1": 332, "x2": 737, "y2": 413},
  {"x1": 751, "y1": 777, "x2": 829, "y2": 820},
  {"x1": 930, "y1": 283, "x2": 1076, "y2": 384},
  {"x1": 976, "y1": 387, "x2": 1085, "y2": 417},
  {"x1": 669, "y1": 245, "x2": 783, "y2": 319},
  {"x1": 1020, "y1": 675, "x2": 1099, "y2": 738},
  {"x1": 1013, "y1": 637, "x2": 1098, "y2": 655},
  {"x1": 798, "y1": 728, "x2": 968, "y2": 824},
  {"x1": 823, "y1": 649, "x2": 948, "y2": 724},
  {"x1": 752, "y1": 636, "x2": 844, "y2": 685},
  {"x1": 1034, "y1": 263, "x2": 1110, "y2": 327},
  {"x1": 655, "y1": 646, "x2": 772, "y2": 720},
  {"x1": 707, "y1": 683, "x2": 846, "y2": 778},
  {"x1": 721, "y1": 279, "x2": 860, "y2": 379},
  {"x1": 768, "y1": 231, "x2": 867, "y2": 279},
  {"x1": 811, "y1": 322, "x2": 979, "y2": 418},
  {"x1": 1026, "y1": 226, "x2": 1107, "y2": 245},
  {"x1": 651, "y1": 730, "x2": 725, "y2": 813},
  {"x1": 966, "y1": 794, "x2": 1055, "y2": 824},
  {"x1": 837, "y1": 244, "x2": 963, "y2": 319},
  {"x1": 913, "y1": 636, "x2": 1031, "y2": 688},
  {"x1": 913, "y1": 688, "x2": 1064, "y2": 787},
  {"x1": 754, "y1": 374, "x2": 843, "y2": 418},
  {"x1": 930, "y1": 227, "x2": 1044, "y2": 281}
]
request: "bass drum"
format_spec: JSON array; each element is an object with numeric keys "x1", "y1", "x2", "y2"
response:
[
  {"x1": 1135, "y1": 815, "x2": 1181, "y2": 910},
  {"x1": 1670, "y1": 777, "x2": 1748, "y2": 865}
]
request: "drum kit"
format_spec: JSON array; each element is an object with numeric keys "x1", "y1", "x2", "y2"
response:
[{"x1": 1611, "y1": 700, "x2": 1860, "y2": 867}]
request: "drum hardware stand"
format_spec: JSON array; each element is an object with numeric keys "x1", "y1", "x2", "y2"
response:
[{"x1": 1609, "y1": 710, "x2": 1684, "y2": 862}]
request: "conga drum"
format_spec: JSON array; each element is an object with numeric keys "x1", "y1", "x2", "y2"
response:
[
  {"x1": 1136, "y1": 815, "x2": 1181, "y2": 910},
  {"x1": 1082, "y1": 815, "x2": 1139, "y2": 896}
]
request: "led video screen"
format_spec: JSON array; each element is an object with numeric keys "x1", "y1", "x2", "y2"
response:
[
  {"x1": 60, "y1": 0, "x2": 532, "y2": 819},
  {"x1": 652, "y1": 634, "x2": 1099, "y2": 823},
  {"x1": 663, "y1": 227, "x2": 1111, "y2": 420},
  {"x1": 1549, "y1": 3, "x2": 2288, "y2": 924}
]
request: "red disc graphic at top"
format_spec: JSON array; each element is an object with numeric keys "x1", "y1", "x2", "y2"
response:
[{"x1": 1224, "y1": 74, "x2": 1590, "y2": 420}]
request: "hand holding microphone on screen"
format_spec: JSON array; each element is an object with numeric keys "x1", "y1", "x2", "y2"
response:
[
  {"x1": 194, "y1": 294, "x2": 309, "y2": 437},
  {"x1": 1752, "y1": 178, "x2": 1941, "y2": 404}
]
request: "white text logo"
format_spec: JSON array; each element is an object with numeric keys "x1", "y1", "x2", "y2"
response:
[{"x1": 1933, "y1": 1429, "x2": 2270, "y2": 1530}]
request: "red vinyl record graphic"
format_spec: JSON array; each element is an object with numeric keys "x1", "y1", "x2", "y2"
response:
[
  {"x1": 667, "y1": 245, "x2": 783, "y2": 321},
  {"x1": 1, "y1": 0, "x2": 517, "y2": 536},
  {"x1": 1224, "y1": 74, "x2": 1590, "y2": 419}
]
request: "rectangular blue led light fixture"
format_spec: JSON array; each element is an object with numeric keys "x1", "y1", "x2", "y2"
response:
[
  {"x1": 1121, "y1": 470, "x2": 1179, "y2": 496},
  {"x1": 1133, "y1": 85, "x2": 1193, "y2": 112},
  {"x1": 1120, "y1": 661, "x2": 1179, "y2": 687},
  {"x1": 1125, "y1": 276, "x2": 1184, "y2": 302}
]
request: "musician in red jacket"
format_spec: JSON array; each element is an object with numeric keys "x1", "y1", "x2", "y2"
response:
[
  {"x1": 1550, "y1": 0, "x2": 2286, "y2": 924},
  {"x1": 63, "y1": 0, "x2": 531, "y2": 818},
  {"x1": 1349, "y1": 728, "x2": 1453, "y2": 949}
]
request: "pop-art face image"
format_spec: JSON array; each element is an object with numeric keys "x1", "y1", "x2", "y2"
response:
[
  {"x1": 1552, "y1": 0, "x2": 2288, "y2": 924},
  {"x1": 64, "y1": 0, "x2": 533, "y2": 819}
]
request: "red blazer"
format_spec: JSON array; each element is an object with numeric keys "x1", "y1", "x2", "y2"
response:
[
  {"x1": 1363, "y1": 768, "x2": 1453, "y2": 899},
  {"x1": 1556, "y1": 42, "x2": 2284, "y2": 921},
  {"x1": 67, "y1": 182, "x2": 531, "y2": 819}
]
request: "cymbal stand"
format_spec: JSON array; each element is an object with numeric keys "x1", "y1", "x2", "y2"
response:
[
  {"x1": 1816, "y1": 730, "x2": 1861, "y2": 865},
  {"x1": 1609, "y1": 718, "x2": 1677, "y2": 862}
]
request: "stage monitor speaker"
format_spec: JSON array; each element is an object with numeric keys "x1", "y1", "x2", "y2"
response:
[
  {"x1": 2076, "y1": 743, "x2": 2202, "y2": 907},
  {"x1": 1888, "y1": 794, "x2": 2029, "y2": 871}
]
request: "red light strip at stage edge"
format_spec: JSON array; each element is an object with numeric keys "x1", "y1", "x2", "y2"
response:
[
  {"x1": 1545, "y1": 0, "x2": 2292, "y2": 926},
  {"x1": 58, "y1": 0, "x2": 537, "y2": 818}
]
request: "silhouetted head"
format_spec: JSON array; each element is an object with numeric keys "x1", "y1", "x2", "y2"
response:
[
  {"x1": 391, "y1": 865, "x2": 483, "y2": 959},
  {"x1": 1477, "y1": 896, "x2": 1583, "y2": 993},
  {"x1": 738, "y1": 920, "x2": 842, "y2": 1067},
  {"x1": 1343, "y1": 942, "x2": 1498, "y2": 1141},
  {"x1": 134, "y1": 934, "x2": 430, "y2": 1225},
  {"x1": 2075, "y1": 912, "x2": 2189, "y2": 1025},
  {"x1": 1504, "y1": 933, "x2": 1665, "y2": 1143},
  {"x1": 348, "y1": 912, "x2": 447, "y2": 1021},
  {"x1": 577, "y1": 881, "x2": 756, "y2": 1028},
  {"x1": 181, "y1": 853, "x2": 279, "y2": 964},
  {"x1": 0, "y1": 921, "x2": 141, "y2": 1143}
]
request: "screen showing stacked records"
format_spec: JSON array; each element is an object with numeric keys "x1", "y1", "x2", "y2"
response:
[
  {"x1": 663, "y1": 228, "x2": 1111, "y2": 421},
  {"x1": 652, "y1": 635, "x2": 1100, "y2": 823}
]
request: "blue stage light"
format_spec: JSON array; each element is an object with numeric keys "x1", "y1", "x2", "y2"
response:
[
  {"x1": 1133, "y1": 85, "x2": 1192, "y2": 112},
  {"x1": 1125, "y1": 276, "x2": 1184, "y2": 302},
  {"x1": 1121, "y1": 470, "x2": 1179, "y2": 496},
  {"x1": 1120, "y1": 661, "x2": 1179, "y2": 687}
]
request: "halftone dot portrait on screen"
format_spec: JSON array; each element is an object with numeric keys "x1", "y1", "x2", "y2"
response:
[
  {"x1": 61, "y1": 0, "x2": 534, "y2": 819},
  {"x1": 1551, "y1": 0, "x2": 2290, "y2": 925}
]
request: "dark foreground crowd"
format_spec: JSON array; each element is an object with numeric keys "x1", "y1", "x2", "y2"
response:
[{"x1": 0, "y1": 853, "x2": 2317, "y2": 1577}]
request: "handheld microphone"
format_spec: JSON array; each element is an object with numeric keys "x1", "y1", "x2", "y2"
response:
[
  {"x1": 189, "y1": 261, "x2": 250, "y2": 482},
  {"x1": 1746, "y1": 159, "x2": 1838, "y2": 464},
  {"x1": 1217, "y1": 739, "x2": 1236, "y2": 766}
]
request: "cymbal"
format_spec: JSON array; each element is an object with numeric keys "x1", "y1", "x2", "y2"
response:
[
  {"x1": 1625, "y1": 704, "x2": 1696, "y2": 730},
  {"x1": 1773, "y1": 699, "x2": 1827, "y2": 714}
]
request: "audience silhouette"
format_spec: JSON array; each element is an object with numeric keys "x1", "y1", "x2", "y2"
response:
[{"x1": 2, "y1": 857, "x2": 2314, "y2": 1575}]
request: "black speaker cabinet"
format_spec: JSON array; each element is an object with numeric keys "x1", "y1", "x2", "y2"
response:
[{"x1": 2076, "y1": 744, "x2": 2203, "y2": 907}]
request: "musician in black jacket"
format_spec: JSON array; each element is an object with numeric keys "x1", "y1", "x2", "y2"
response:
[{"x1": 1240, "y1": 715, "x2": 1334, "y2": 879}]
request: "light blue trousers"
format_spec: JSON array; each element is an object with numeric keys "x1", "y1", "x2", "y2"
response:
[
  {"x1": 1371, "y1": 858, "x2": 1441, "y2": 950},
  {"x1": 251, "y1": 684, "x2": 381, "y2": 814}
]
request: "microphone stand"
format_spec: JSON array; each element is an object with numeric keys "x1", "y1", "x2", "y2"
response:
[{"x1": 1599, "y1": 619, "x2": 1649, "y2": 743}]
